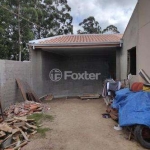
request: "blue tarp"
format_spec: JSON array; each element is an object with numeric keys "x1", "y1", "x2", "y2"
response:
[{"x1": 112, "y1": 88, "x2": 150, "y2": 127}]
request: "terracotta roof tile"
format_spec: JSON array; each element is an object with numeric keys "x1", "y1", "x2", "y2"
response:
[{"x1": 38, "y1": 34, "x2": 123, "y2": 45}]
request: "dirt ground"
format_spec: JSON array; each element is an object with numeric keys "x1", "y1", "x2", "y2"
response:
[{"x1": 22, "y1": 98, "x2": 145, "y2": 150}]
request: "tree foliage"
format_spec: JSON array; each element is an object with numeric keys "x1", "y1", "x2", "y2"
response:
[
  {"x1": 33, "y1": 0, "x2": 73, "y2": 39},
  {"x1": 77, "y1": 16, "x2": 101, "y2": 34},
  {"x1": 0, "y1": 0, "x2": 73, "y2": 60},
  {"x1": 77, "y1": 16, "x2": 120, "y2": 34},
  {"x1": 102, "y1": 25, "x2": 120, "y2": 34}
]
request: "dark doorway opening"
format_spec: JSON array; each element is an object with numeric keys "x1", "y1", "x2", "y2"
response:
[{"x1": 127, "y1": 47, "x2": 136, "y2": 75}]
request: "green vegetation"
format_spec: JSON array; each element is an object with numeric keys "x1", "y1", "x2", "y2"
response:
[
  {"x1": 37, "y1": 128, "x2": 51, "y2": 137},
  {"x1": 0, "y1": 0, "x2": 73, "y2": 61},
  {"x1": 28, "y1": 113, "x2": 54, "y2": 124},
  {"x1": 77, "y1": 16, "x2": 120, "y2": 34},
  {"x1": 27, "y1": 113, "x2": 54, "y2": 137},
  {"x1": 0, "y1": 1, "x2": 120, "y2": 60}
]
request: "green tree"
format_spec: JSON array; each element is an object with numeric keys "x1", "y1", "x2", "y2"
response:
[
  {"x1": 102, "y1": 25, "x2": 120, "y2": 34},
  {"x1": 77, "y1": 16, "x2": 101, "y2": 34},
  {"x1": 0, "y1": 0, "x2": 38, "y2": 60},
  {"x1": 0, "y1": 0, "x2": 73, "y2": 60},
  {"x1": 0, "y1": 1, "x2": 13, "y2": 59},
  {"x1": 77, "y1": 16, "x2": 120, "y2": 34},
  {"x1": 33, "y1": 0, "x2": 73, "y2": 39}
]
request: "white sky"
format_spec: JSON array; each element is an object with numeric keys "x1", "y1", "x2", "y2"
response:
[{"x1": 67, "y1": 0, "x2": 138, "y2": 34}]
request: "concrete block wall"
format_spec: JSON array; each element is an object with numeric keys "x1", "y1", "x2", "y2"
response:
[
  {"x1": 41, "y1": 51, "x2": 63, "y2": 97},
  {"x1": 30, "y1": 49, "x2": 43, "y2": 97},
  {"x1": 0, "y1": 60, "x2": 31, "y2": 109},
  {"x1": 0, "y1": 49, "x2": 115, "y2": 108},
  {"x1": 61, "y1": 55, "x2": 109, "y2": 96},
  {"x1": 40, "y1": 51, "x2": 111, "y2": 97}
]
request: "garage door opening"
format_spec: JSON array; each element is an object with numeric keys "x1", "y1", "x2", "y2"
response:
[{"x1": 41, "y1": 47, "x2": 117, "y2": 97}]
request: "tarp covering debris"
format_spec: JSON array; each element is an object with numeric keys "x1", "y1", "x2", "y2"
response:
[{"x1": 112, "y1": 88, "x2": 150, "y2": 127}]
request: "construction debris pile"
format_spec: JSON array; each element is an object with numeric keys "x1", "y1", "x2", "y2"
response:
[
  {"x1": 0, "y1": 79, "x2": 52, "y2": 149},
  {"x1": 0, "y1": 116, "x2": 38, "y2": 149},
  {"x1": 0, "y1": 100, "x2": 50, "y2": 150},
  {"x1": 4, "y1": 101, "x2": 46, "y2": 118}
]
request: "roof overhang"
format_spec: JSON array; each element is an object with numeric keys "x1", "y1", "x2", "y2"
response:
[
  {"x1": 28, "y1": 42, "x2": 121, "y2": 50},
  {"x1": 28, "y1": 34, "x2": 123, "y2": 50}
]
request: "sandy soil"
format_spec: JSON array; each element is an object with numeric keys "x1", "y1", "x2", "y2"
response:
[{"x1": 22, "y1": 98, "x2": 145, "y2": 150}]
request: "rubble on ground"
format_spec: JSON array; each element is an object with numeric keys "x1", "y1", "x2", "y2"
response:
[
  {"x1": 40, "y1": 94, "x2": 54, "y2": 101},
  {"x1": 0, "y1": 116, "x2": 38, "y2": 149},
  {"x1": 0, "y1": 101, "x2": 50, "y2": 149},
  {"x1": 4, "y1": 101, "x2": 49, "y2": 118}
]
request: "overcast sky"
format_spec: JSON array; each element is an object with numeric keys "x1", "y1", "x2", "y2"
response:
[{"x1": 67, "y1": 0, "x2": 138, "y2": 34}]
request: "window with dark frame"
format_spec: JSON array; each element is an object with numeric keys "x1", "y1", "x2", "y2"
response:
[{"x1": 127, "y1": 47, "x2": 136, "y2": 75}]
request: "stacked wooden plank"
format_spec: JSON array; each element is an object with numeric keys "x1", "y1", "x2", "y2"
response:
[
  {"x1": 0, "y1": 79, "x2": 50, "y2": 149},
  {"x1": 16, "y1": 79, "x2": 41, "y2": 103},
  {"x1": 0, "y1": 100, "x2": 50, "y2": 149},
  {"x1": 0, "y1": 116, "x2": 38, "y2": 149},
  {"x1": 80, "y1": 94, "x2": 100, "y2": 100}
]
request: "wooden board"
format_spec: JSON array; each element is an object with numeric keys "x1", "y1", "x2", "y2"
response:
[
  {"x1": 80, "y1": 94, "x2": 100, "y2": 100},
  {"x1": 139, "y1": 69, "x2": 150, "y2": 83},
  {"x1": 16, "y1": 79, "x2": 27, "y2": 101},
  {"x1": 16, "y1": 79, "x2": 41, "y2": 102}
]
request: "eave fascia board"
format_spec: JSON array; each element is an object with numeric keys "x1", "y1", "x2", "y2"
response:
[{"x1": 27, "y1": 41, "x2": 120, "y2": 48}]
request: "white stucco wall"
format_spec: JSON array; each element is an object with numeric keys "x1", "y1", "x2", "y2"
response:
[
  {"x1": 137, "y1": 0, "x2": 150, "y2": 76},
  {"x1": 120, "y1": 3, "x2": 139, "y2": 79},
  {"x1": 120, "y1": 0, "x2": 150, "y2": 81}
]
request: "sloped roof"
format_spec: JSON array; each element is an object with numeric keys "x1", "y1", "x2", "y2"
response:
[
  {"x1": 29, "y1": 34, "x2": 123, "y2": 49},
  {"x1": 30, "y1": 34, "x2": 122, "y2": 44}
]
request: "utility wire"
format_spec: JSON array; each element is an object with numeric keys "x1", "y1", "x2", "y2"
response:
[{"x1": 0, "y1": 4, "x2": 45, "y2": 30}]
